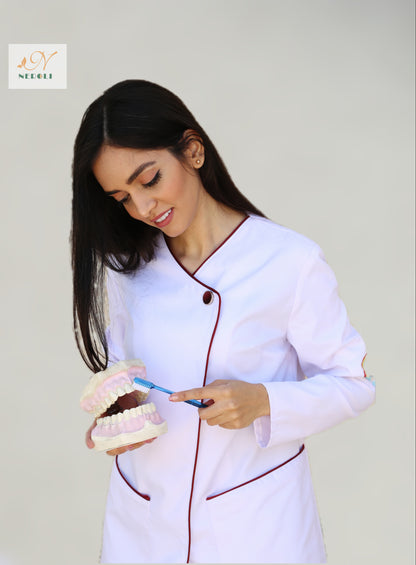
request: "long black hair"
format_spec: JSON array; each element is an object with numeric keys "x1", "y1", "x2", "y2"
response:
[{"x1": 71, "y1": 79, "x2": 264, "y2": 372}]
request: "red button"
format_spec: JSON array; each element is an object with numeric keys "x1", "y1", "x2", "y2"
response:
[{"x1": 203, "y1": 290, "x2": 214, "y2": 305}]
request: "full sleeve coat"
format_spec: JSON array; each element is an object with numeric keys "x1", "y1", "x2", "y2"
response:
[{"x1": 100, "y1": 215, "x2": 375, "y2": 564}]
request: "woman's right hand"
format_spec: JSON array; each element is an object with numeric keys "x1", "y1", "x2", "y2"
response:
[{"x1": 85, "y1": 420, "x2": 156, "y2": 456}]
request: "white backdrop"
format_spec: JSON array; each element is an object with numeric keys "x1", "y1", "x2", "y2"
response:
[{"x1": 0, "y1": 1, "x2": 414, "y2": 564}]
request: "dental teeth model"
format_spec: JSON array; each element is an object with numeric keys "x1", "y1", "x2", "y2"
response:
[{"x1": 80, "y1": 359, "x2": 168, "y2": 452}]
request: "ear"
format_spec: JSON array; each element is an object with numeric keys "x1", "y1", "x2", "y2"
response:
[{"x1": 182, "y1": 129, "x2": 205, "y2": 169}]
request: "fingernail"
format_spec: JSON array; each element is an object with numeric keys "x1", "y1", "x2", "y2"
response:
[{"x1": 169, "y1": 394, "x2": 178, "y2": 401}]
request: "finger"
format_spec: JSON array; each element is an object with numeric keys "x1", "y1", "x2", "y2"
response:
[
  {"x1": 197, "y1": 400, "x2": 223, "y2": 421},
  {"x1": 85, "y1": 420, "x2": 97, "y2": 449},
  {"x1": 169, "y1": 387, "x2": 208, "y2": 402},
  {"x1": 219, "y1": 421, "x2": 241, "y2": 430},
  {"x1": 169, "y1": 381, "x2": 230, "y2": 403},
  {"x1": 106, "y1": 447, "x2": 125, "y2": 456},
  {"x1": 203, "y1": 399, "x2": 215, "y2": 407},
  {"x1": 208, "y1": 414, "x2": 245, "y2": 429},
  {"x1": 204, "y1": 410, "x2": 239, "y2": 427},
  {"x1": 86, "y1": 436, "x2": 95, "y2": 449}
]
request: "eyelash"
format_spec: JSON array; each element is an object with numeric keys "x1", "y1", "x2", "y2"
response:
[
  {"x1": 117, "y1": 171, "x2": 162, "y2": 205},
  {"x1": 144, "y1": 170, "x2": 161, "y2": 188}
]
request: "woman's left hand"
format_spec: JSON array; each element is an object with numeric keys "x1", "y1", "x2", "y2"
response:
[{"x1": 169, "y1": 380, "x2": 270, "y2": 429}]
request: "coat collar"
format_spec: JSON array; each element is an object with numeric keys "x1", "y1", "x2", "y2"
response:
[{"x1": 160, "y1": 214, "x2": 251, "y2": 279}]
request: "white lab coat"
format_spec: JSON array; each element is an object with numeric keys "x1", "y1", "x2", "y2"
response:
[{"x1": 99, "y1": 215, "x2": 375, "y2": 564}]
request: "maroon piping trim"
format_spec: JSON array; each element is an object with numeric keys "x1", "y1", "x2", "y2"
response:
[
  {"x1": 164, "y1": 216, "x2": 248, "y2": 562},
  {"x1": 186, "y1": 287, "x2": 222, "y2": 563},
  {"x1": 115, "y1": 455, "x2": 151, "y2": 501},
  {"x1": 361, "y1": 353, "x2": 367, "y2": 378},
  {"x1": 206, "y1": 444, "x2": 305, "y2": 501},
  {"x1": 192, "y1": 215, "x2": 249, "y2": 276},
  {"x1": 165, "y1": 215, "x2": 249, "y2": 277}
]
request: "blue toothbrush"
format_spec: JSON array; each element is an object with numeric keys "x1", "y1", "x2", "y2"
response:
[{"x1": 133, "y1": 376, "x2": 208, "y2": 408}]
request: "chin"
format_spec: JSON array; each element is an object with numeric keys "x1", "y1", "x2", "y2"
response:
[{"x1": 160, "y1": 221, "x2": 189, "y2": 238}]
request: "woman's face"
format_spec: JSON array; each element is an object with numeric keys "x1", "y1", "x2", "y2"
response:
[{"x1": 92, "y1": 144, "x2": 206, "y2": 238}]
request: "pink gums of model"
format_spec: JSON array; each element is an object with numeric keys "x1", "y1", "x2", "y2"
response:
[{"x1": 80, "y1": 359, "x2": 168, "y2": 452}]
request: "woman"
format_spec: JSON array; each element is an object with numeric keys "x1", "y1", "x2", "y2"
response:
[{"x1": 72, "y1": 79, "x2": 375, "y2": 564}]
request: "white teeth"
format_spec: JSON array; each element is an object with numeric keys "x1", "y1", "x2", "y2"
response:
[
  {"x1": 94, "y1": 403, "x2": 158, "y2": 428},
  {"x1": 92, "y1": 389, "x2": 158, "y2": 424},
  {"x1": 91, "y1": 381, "x2": 141, "y2": 417},
  {"x1": 155, "y1": 209, "x2": 172, "y2": 223}
]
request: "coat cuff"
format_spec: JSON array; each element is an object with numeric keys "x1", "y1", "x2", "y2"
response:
[
  {"x1": 254, "y1": 376, "x2": 375, "y2": 449},
  {"x1": 253, "y1": 415, "x2": 272, "y2": 448}
]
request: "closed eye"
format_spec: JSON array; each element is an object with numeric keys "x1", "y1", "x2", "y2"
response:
[
  {"x1": 118, "y1": 194, "x2": 130, "y2": 205},
  {"x1": 143, "y1": 170, "x2": 161, "y2": 188},
  {"x1": 112, "y1": 170, "x2": 161, "y2": 207}
]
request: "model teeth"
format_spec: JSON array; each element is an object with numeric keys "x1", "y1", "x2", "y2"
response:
[
  {"x1": 92, "y1": 387, "x2": 145, "y2": 419},
  {"x1": 80, "y1": 360, "x2": 149, "y2": 417},
  {"x1": 155, "y1": 209, "x2": 172, "y2": 223},
  {"x1": 94, "y1": 402, "x2": 158, "y2": 427}
]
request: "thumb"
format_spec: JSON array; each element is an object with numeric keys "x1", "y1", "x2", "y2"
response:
[{"x1": 85, "y1": 420, "x2": 97, "y2": 449}]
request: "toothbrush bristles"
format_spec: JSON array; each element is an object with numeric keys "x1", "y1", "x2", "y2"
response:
[{"x1": 133, "y1": 377, "x2": 152, "y2": 392}]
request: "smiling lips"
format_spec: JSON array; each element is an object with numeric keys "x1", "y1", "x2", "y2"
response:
[{"x1": 153, "y1": 207, "x2": 173, "y2": 227}]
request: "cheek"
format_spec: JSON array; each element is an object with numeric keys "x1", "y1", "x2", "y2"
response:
[{"x1": 164, "y1": 174, "x2": 190, "y2": 202}]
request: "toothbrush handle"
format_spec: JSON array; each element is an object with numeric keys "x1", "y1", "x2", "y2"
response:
[
  {"x1": 153, "y1": 383, "x2": 175, "y2": 395},
  {"x1": 185, "y1": 399, "x2": 208, "y2": 408},
  {"x1": 153, "y1": 384, "x2": 207, "y2": 408}
]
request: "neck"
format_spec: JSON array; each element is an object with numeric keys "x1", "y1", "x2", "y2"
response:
[{"x1": 166, "y1": 193, "x2": 246, "y2": 271}]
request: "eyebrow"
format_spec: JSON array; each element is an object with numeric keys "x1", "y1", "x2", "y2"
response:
[{"x1": 104, "y1": 160, "x2": 157, "y2": 195}]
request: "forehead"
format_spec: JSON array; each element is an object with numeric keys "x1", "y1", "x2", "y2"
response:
[
  {"x1": 92, "y1": 145, "x2": 168, "y2": 187},
  {"x1": 93, "y1": 145, "x2": 161, "y2": 172}
]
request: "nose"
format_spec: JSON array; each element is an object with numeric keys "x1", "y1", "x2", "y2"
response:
[{"x1": 131, "y1": 191, "x2": 157, "y2": 219}]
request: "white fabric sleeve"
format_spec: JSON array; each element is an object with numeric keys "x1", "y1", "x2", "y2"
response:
[
  {"x1": 253, "y1": 244, "x2": 376, "y2": 448},
  {"x1": 105, "y1": 268, "x2": 127, "y2": 366}
]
